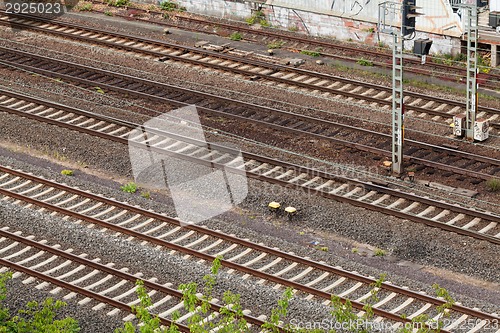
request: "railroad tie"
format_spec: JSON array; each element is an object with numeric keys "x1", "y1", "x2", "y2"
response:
[
  {"x1": 431, "y1": 209, "x2": 450, "y2": 221},
  {"x1": 16, "y1": 102, "x2": 36, "y2": 110},
  {"x1": 388, "y1": 297, "x2": 414, "y2": 314},
  {"x1": 314, "y1": 180, "x2": 334, "y2": 191},
  {"x1": 416, "y1": 206, "x2": 435, "y2": 217},
  {"x1": 343, "y1": 187, "x2": 362, "y2": 198},
  {"x1": 400, "y1": 202, "x2": 420, "y2": 213},
  {"x1": 386, "y1": 198, "x2": 406, "y2": 209},
  {"x1": 289, "y1": 267, "x2": 314, "y2": 282},
  {"x1": 446, "y1": 213, "x2": 465, "y2": 225},
  {"x1": 329, "y1": 183, "x2": 348, "y2": 194},
  {"x1": 301, "y1": 176, "x2": 321, "y2": 187},
  {"x1": 257, "y1": 257, "x2": 282, "y2": 273},
  {"x1": 288, "y1": 173, "x2": 308, "y2": 183},
  {"x1": 461, "y1": 218, "x2": 481, "y2": 230},
  {"x1": 408, "y1": 303, "x2": 433, "y2": 319},
  {"x1": 443, "y1": 314, "x2": 469, "y2": 330},
  {"x1": 446, "y1": 106, "x2": 462, "y2": 114},
  {"x1": 275, "y1": 170, "x2": 294, "y2": 180},
  {"x1": 6, "y1": 180, "x2": 32, "y2": 191},
  {"x1": 214, "y1": 244, "x2": 238, "y2": 257},
  {"x1": 197, "y1": 239, "x2": 223, "y2": 253},
  {"x1": 487, "y1": 114, "x2": 499, "y2": 122},
  {"x1": 478, "y1": 222, "x2": 497, "y2": 234},
  {"x1": 337, "y1": 282, "x2": 363, "y2": 298},
  {"x1": 262, "y1": 166, "x2": 282, "y2": 177},
  {"x1": 0, "y1": 176, "x2": 21, "y2": 188},
  {"x1": 466, "y1": 320, "x2": 489, "y2": 333},
  {"x1": 327, "y1": 82, "x2": 341, "y2": 89}
]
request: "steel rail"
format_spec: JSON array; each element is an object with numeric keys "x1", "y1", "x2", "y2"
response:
[
  {"x1": 84, "y1": 4, "x2": 500, "y2": 91},
  {"x1": 0, "y1": 184, "x2": 423, "y2": 327},
  {"x1": 1, "y1": 10, "x2": 499, "y2": 122},
  {"x1": 0, "y1": 48, "x2": 498, "y2": 181},
  {"x1": 0, "y1": 228, "x2": 268, "y2": 331},
  {"x1": 1, "y1": 88, "x2": 499, "y2": 226},
  {"x1": 0, "y1": 163, "x2": 498, "y2": 322}
]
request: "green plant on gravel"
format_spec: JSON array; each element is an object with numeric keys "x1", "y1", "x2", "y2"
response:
[
  {"x1": 288, "y1": 25, "x2": 299, "y2": 32},
  {"x1": 357, "y1": 58, "x2": 373, "y2": 66},
  {"x1": 259, "y1": 19, "x2": 271, "y2": 27},
  {"x1": 117, "y1": 259, "x2": 458, "y2": 333},
  {"x1": 77, "y1": 2, "x2": 92, "y2": 11},
  {"x1": 0, "y1": 272, "x2": 80, "y2": 332},
  {"x1": 94, "y1": 86, "x2": 105, "y2": 94},
  {"x1": 160, "y1": 0, "x2": 186, "y2": 12},
  {"x1": 478, "y1": 54, "x2": 492, "y2": 74},
  {"x1": 267, "y1": 40, "x2": 285, "y2": 49},
  {"x1": 245, "y1": 10, "x2": 266, "y2": 25},
  {"x1": 378, "y1": 41, "x2": 388, "y2": 48},
  {"x1": 120, "y1": 182, "x2": 137, "y2": 193},
  {"x1": 106, "y1": 0, "x2": 130, "y2": 7},
  {"x1": 61, "y1": 169, "x2": 74, "y2": 176},
  {"x1": 374, "y1": 248, "x2": 386, "y2": 256},
  {"x1": 140, "y1": 191, "x2": 151, "y2": 199},
  {"x1": 229, "y1": 32, "x2": 242, "y2": 41},
  {"x1": 300, "y1": 49, "x2": 321, "y2": 57},
  {"x1": 486, "y1": 178, "x2": 500, "y2": 192},
  {"x1": 104, "y1": 10, "x2": 113, "y2": 16}
]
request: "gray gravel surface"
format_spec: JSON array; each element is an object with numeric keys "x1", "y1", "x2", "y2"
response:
[
  {"x1": 0, "y1": 13, "x2": 499, "y2": 331},
  {"x1": 0, "y1": 144, "x2": 498, "y2": 314},
  {"x1": 0, "y1": 199, "x2": 333, "y2": 332},
  {"x1": 2, "y1": 273, "x2": 125, "y2": 332}
]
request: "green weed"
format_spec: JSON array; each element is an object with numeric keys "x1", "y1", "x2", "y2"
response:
[
  {"x1": 60, "y1": 169, "x2": 74, "y2": 176},
  {"x1": 300, "y1": 49, "x2": 321, "y2": 57},
  {"x1": 357, "y1": 58, "x2": 373, "y2": 66},
  {"x1": 229, "y1": 32, "x2": 242, "y2": 41},
  {"x1": 120, "y1": 182, "x2": 137, "y2": 193}
]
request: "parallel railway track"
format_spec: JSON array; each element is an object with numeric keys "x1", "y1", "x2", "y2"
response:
[
  {"x1": 0, "y1": 89, "x2": 499, "y2": 245},
  {"x1": 0, "y1": 10, "x2": 499, "y2": 333},
  {"x1": 0, "y1": 165, "x2": 498, "y2": 332},
  {"x1": 0, "y1": 228, "x2": 266, "y2": 332},
  {"x1": 0, "y1": 47, "x2": 499, "y2": 183},
  {"x1": 1, "y1": 11, "x2": 499, "y2": 132},
  {"x1": 88, "y1": 2, "x2": 500, "y2": 91}
]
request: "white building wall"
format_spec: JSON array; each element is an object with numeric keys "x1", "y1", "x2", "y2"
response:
[
  {"x1": 266, "y1": 0, "x2": 463, "y2": 36},
  {"x1": 175, "y1": 0, "x2": 463, "y2": 54},
  {"x1": 178, "y1": 0, "x2": 254, "y2": 19},
  {"x1": 491, "y1": 0, "x2": 500, "y2": 11}
]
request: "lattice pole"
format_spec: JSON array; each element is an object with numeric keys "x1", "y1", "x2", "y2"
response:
[
  {"x1": 465, "y1": 4, "x2": 478, "y2": 141},
  {"x1": 392, "y1": 31, "x2": 404, "y2": 175}
]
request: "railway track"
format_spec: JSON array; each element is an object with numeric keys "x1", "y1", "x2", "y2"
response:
[
  {"x1": 87, "y1": 2, "x2": 500, "y2": 91},
  {"x1": 1, "y1": 89, "x2": 499, "y2": 245},
  {"x1": 0, "y1": 165, "x2": 498, "y2": 333},
  {"x1": 0, "y1": 228, "x2": 267, "y2": 332},
  {"x1": 0, "y1": 47, "x2": 499, "y2": 183},
  {"x1": 1, "y1": 11, "x2": 500, "y2": 132}
]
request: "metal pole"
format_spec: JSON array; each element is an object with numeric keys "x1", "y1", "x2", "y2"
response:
[
  {"x1": 392, "y1": 31, "x2": 404, "y2": 175},
  {"x1": 465, "y1": 4, "x2": 478, "y2": 141}
]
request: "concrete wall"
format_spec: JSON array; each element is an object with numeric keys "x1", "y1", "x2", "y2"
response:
[
  {"x1": 175, "y1": 0, "x2": 462, "y2": 54},
  {"x1": 176, "y1": 0, "x2": 255, "y2": 20},
  {"x1": 266, "y1": 0, "x2": 464, "y2": 37}
]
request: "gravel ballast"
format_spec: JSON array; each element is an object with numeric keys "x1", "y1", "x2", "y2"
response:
[{"x1": 0, "y1": 11, "x2": 498, "y2": 331}]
